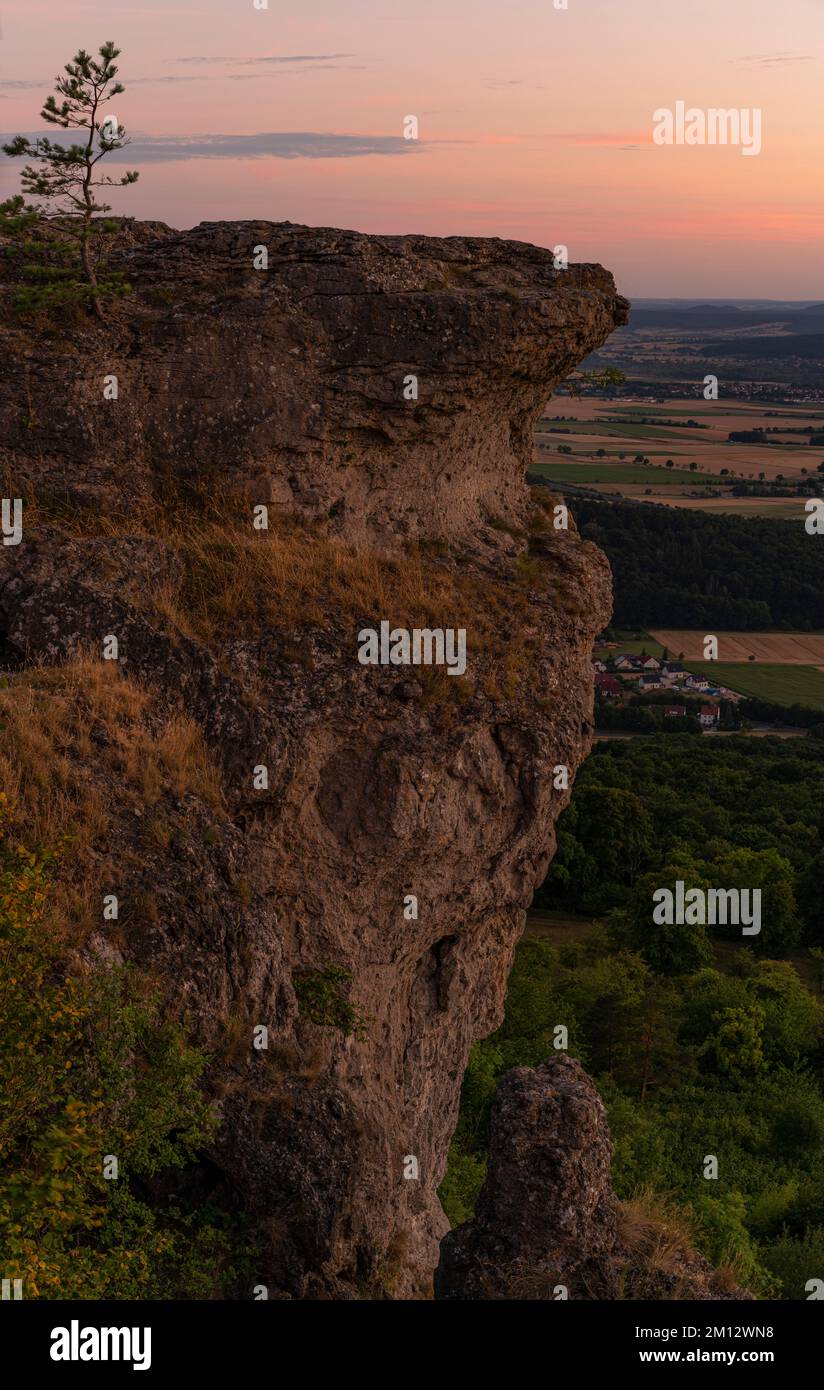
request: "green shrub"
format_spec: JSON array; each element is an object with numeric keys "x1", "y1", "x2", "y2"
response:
[
  {"x1": 438, "y1": 1147, "x2": 486, "y2": 1229},
  {"x1": 293, "y1": 966, "x2": 369, "y2": 1038},
  {"x1": 0, "y1": 797, "x2": 249, "y2": 1298},
  {"x1": 689, "y1": 1190, "x2": 770, "y2": 1292},
  {"x1": 762, "y1": 1229, "x2": 824, "y2": 1300}
]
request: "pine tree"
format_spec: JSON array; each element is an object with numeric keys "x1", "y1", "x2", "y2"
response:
[{"x1": 2, "y1": 41, "x2": 139, "y2": 318}]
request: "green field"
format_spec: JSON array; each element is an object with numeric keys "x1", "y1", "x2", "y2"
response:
[
  {"x1": 684, "y1": 662, "x2": 824, "y2": 710},
  {"x1": 536, "y1": 420, "x2": 708, "y2": 442},
  {"x1": 529, "y1": 461, "x2": 719, "y2": 486}
]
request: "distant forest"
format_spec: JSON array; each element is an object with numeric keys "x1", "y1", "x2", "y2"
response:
[{"x1": 570, "y1": 497, "x2": 824, "y2": 629}]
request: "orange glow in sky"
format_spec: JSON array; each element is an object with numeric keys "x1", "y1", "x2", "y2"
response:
[{"x1": 1, "y1": 0, "x2": 822, "y2": 295}]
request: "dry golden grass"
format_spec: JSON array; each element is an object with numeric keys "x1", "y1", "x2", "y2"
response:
[
  {"x1": 12, "y1": 488, "x2": 579, "y2": 724},
  {"x1": 18, "y1": 486, "x2": 538, "y2": 632},
  {"x1": 222, "y1": 529, "x2": 539, "y2": 715},
  {"x1": 488, "y1": 1190, "x2": 717, "y2": 1301},
  {"x1": 21, "y1": 491, "x2": 562, "y2": 709},
  {"x1": 0, "y1": 655, "x2": 224, "y2": 938},
  {"x1": 617, "y1": 1189, "x2": 698, "y2": 1276},
  {"x1": 613, "y1": 1188, "x2": 750, "y2": 1298},
  {"x1": 167, "y1": 519, "x2": 477, "y2": 642}
]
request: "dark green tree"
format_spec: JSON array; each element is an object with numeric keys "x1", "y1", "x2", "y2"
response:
[
  {"x1": 608, "y1": 854, "x2": 714, "y2": 976},
  {"x1": 2, "y1": 41, "x2": 138, "y2": 317},
  {"x1": 716, "y1": 847, "x2": 800, "y2": 955},
  {"x1": 699, "y1": 1002, "x2": 766, "y2": 1084},
  {"x1": 550, "y1": 783, "x2": 655, "y2": 913}
]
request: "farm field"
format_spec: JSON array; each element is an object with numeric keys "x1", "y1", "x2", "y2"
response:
[
  {"x1": 528, "y1": 460, "x2": 708, "y2": 486},
  {"x1": 623, "y1": 492, "x2": 807, "y2": 517},
  {"x1": 534, "y1": 396, "x2": 824, "y2": 498},
  {"x1": 543, "y1": 478, "x2": 808, "y2": 516},
  {"x1": 681, "y1": 662, "x2": 824, "y2": 710},
  {"x1": 603, "y1": 630, "x2": 824, "y2": 710},
  {"x1": 648, "y1": 630, "x2": 824, "y2": 663}
]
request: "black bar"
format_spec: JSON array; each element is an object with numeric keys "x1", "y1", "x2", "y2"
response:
[{"x1": 1, "y1": 1297, "x2": 817, "y2": 1377}]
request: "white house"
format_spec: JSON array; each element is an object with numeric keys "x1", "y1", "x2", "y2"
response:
[{"x1": 685, "y1": 673, "x2": 710, "y2": 692}]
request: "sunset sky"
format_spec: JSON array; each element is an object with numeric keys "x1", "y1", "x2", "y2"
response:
[{"x1": 1, "y1": 0, "x2": 822, "y2": 296}]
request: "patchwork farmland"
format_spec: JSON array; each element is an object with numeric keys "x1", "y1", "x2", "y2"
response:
[{"x1": 532, "y1": 395, "x2": 824, "y2": 516}]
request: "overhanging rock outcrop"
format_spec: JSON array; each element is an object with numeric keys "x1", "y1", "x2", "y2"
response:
[
  {"x1": 1, "y1": 220, "x2": 627, "y2": 544},
  {"x1": 0, "y1": 221, "x2": 626, "y2": 1297}
]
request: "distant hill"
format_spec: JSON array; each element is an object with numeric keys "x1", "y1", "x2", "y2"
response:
[
  {"x1": 629, "y1": 304, "x2": 824, "y2": 333},
  {"x1": 700, "y1": 333, "x2": 824, "y2": 359}
]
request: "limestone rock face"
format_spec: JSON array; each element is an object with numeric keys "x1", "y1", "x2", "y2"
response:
[
  {"x1": 0, "y1": 221, "x2": 625, "y2": 1298},
  {"x1": 1, "y1": 219, "x2": 627, "y2": 544},
  {"x1": 436, "y1": 1057, "x2": 754, "y2": 1301}
]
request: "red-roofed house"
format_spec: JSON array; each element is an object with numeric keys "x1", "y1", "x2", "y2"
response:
[
  {"x1": 699, "y1": 704, "x2": 720, "y2": 727},
  {"x1": 595, "y1": 674, "x2": 623, "y2": 699}
]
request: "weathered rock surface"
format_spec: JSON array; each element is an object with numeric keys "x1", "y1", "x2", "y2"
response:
[
  {"x1": 1, "y1": 219, "x2": 626, "y2": 544},
  {"x1": 1, "y1": 221, "x2": 626, "y2": 1297},
  {"x1": 436, "y1": 1056, "x2": 754, "y2": 1300}
]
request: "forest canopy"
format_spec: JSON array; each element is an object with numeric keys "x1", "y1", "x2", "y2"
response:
[
  {"x1": 570, "y1": 497, "x2": 824, "y2": 630},
  {"x1": 441, "y1": 736, "x2": 824, "y2": 1299}
]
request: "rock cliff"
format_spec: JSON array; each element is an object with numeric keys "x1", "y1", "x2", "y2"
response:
[
  {"x1": 436, "y1": 1056, "x2": 754, "y2": 1300},
  {"x1": 0, "y1": 220, "x2": 626, "y2": 1297}
]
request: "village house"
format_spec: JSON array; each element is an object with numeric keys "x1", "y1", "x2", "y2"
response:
[
  {"x1": 639, "y1": 673, "x2": 662, "y2": 691},
  {"x1": 640, "y1": 656, "x2": 661, "y2": 670},
  {"x1": 595, "y1": 674, "x2": 623, "y2": 699},
  {"x1": 614, "y1": 655, "x2": 638, "y2": 671},
  {"x1": 593, "y1": 659, "x2": 607, "y2": 673},
  {"x1": 685, "y1": 673, "x2": 710, "y2": 692},
  {"x1": 699, "y1": 704, "x2": 720, "y2": 728},
  {"x1": 663, "y1": 705, "x2": 687, "y2": 718}
]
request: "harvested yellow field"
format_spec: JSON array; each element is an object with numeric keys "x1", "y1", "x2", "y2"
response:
[
  {"x1": 626, "y1": 493, "x2": 805, "y2": 518},
  {"x1": 649, "y1": 631, "x2": 824, "y2": 663}
]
